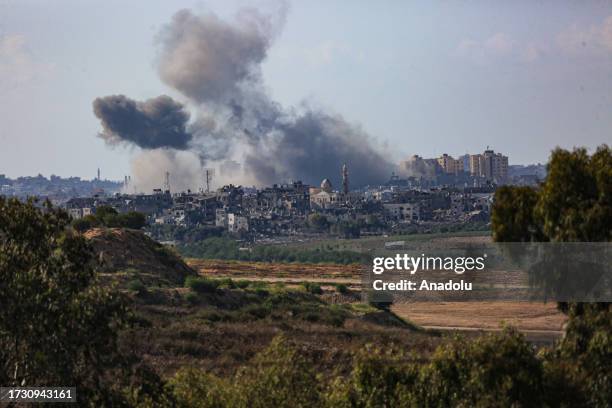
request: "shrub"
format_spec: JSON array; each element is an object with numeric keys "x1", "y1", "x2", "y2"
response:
[
  {"x1": 418, "y1": 327, "x2": 546, "y2": 407},
  {"x1": 302, "y1": 282, "x2": 323, "y2": 295},
  {"x1": 235, "y1": 280, "x2": 250, "y2": 289},
  {"x1": 169, "y1": 367, "x2": 231, "y2": 407},
  {"x1": 335, "y1": 284, "x2": 349, "y2": 294},
  {"x1": 325, "y1": 346, "x2": 419, "y2": 407},
  {"x1": 185, "y1": 277, "x2": 219, "y2": 294},
  {"x1": 233, "y1": 336, "x2": 322, "y2": 407},
  {"x1": 218, "y1": 278, "x2": 236, "y2": 289},
  {"x1": 184, "y1": 292, "x2": 199, "y2": 306},
  {"x1": 127, "y1": 279, "x2": 147, "y2": 294}
]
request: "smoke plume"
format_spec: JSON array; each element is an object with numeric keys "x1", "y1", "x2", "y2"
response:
[
  {"x1": 157, "y1": 9, "x2": 275, "y2": 104},
  {"x1": 93, "y1": 95, "x2": 192, "y2": 149},
  {"x1": 94, "y1": 6, "x2": 393, "y2": 191}
]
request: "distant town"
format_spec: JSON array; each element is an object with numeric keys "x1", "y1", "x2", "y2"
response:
[{"x1": 1, "y1": 148, "x2": 546, "y2": 243}]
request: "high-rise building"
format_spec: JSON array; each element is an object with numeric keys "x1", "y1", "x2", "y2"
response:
[
  {"x1": 437, "y1": 154, "x2": 463, "y2": 174},
  {"x1": 470, "y1": 149, "x2": 508, "y2": 181}
]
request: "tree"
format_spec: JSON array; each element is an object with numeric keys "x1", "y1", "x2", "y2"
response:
[
  {"x1": 492, "y1": 145, "x2": 611, "y2": 242},
  {"x1": 308, "y1": 213, "x2": 329, "y2": 231},
  {"x1": 491, "y1": 145, "x2": 612, "y2": 407},
  {"x1": 491, "y1": 186, "x2": 543, "y2": 242},
  {"x1": 232, "y1": 336, "x2": 322, "y2": 407},
  {"x1": 0, "y1": 198, "x2": 160, "y2": 405},
  {"x1": 71, "y1": 208, "x2": 147, "y2": 231},
  {"x1": 120, "y1": 211, "x2": 147, "y2": 230},
  {"x1": 536, "y1": 146, "x2": 612, "y2": 242}
]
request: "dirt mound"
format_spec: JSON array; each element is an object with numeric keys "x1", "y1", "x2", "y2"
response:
[{"x1": 84, "y1": 228, "x2": 195, "y2": 285}]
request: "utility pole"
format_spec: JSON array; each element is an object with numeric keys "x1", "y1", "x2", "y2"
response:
[
  {"x1": 163, "y1": 171, "x2": 171, "y2": 193},
  {"x1": 204, "y1": 168, "x2": 215, "y2": 193}
]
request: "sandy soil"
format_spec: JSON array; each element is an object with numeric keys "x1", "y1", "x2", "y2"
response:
[{"x1": 392, "y1": 301, "x2": 566, "y2": 332}]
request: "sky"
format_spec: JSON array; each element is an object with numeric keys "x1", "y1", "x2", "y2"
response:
[{"x1": 1, "y1": 0, "x2": 611, "y2": 180}]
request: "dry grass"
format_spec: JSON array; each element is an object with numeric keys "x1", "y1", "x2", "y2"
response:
[{"x1": 392, "y1": 301, "x2": 566, "y2": 332}]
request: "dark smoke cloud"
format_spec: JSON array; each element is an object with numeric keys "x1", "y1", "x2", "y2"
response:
[
  {"x1": 94, "y1": 6, "x2": 393, "y2": 189},
  {"x1": 93, "y1": 95, "x2": 192, "y2": 149},
  {"x1": 269, "y1": 110, "x2": 391, "y2": 186}
]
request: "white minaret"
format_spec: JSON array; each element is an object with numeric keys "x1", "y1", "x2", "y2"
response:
[{"x1": 342, "y1": 163, "x2": 349, "y2": 194}]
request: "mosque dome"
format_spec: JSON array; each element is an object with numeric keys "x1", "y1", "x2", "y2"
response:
[{"x1": 320, "y1": 178, "x2": 332, "y2": 193}]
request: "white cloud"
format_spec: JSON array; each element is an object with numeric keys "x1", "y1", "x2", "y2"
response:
[
  {"x1": 557, "y1": 15, "x2": 612, "y2": 56},
  {"x1": 484, "y1": 33, "x2": 515, "y2": 56},
  {"x1": 456, "y1": 32, "x2": 550, "y2": 64},
  {"x1": 456, "y1": 33, "x2": 519, "y2": 63},
  {"x1": 0, "y1": 34, "x2": 54, "y2": 88},
  {"x1": 300, "y1": 40, "x2": 366, "y2": 68}
]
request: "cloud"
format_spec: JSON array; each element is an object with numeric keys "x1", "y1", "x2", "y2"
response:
[
  {"x1": 456, "y1": 32, "x2": 550, "y2": 64},
  {"x1": 304, "y1": 41, "x2": 367, "y2": 67},
  {"x1": 0, "y1": 34, "x2": 54, "y2": 88},
  {"x1": 557, "y1": 15, "x2": 612, "y2": 56},
  {"x1": 484, "y1": 33, "x2": 515, "y2": 56},
  {"x1": 456, "y1": 33, "x2": 515, "y2": 63}
]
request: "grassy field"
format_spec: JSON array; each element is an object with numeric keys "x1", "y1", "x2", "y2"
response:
[
  {"x1": 281, "y1": 230, "x2": 492, "y2": 252},
  {"x1": 187, "y1": 253, "x2": 566, "y2": 344},
  {"x1": 102, "y1": 229, "x2": 564, "y2": 381},
  {"x1": 120, "y1": 281, "x2": 440, "y2": 377}
]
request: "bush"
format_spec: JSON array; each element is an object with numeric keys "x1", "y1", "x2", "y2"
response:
[
  {"x1": 302, "y1": 282, "x2": 323, "y2": 295},
  {"x1": 185, "y1": 277, "x2": 219, "y2": 294},
  {"x1": 418, "y1": 327, "x2": 546, "y2": 407},
  {"x1": 127, "y1": 279, "x2": 147, "y2": 295},
  {"x1": 184, "y1": 292, "x2": 199, "y2": 306},
  {"x1": 169, "y1": 367, "x2": 231, "y2": 407},
  {"x1": 232, "y1": 336, "x2": 323, "y2": 407},
  {"x1": 235, "y1": 280, "x2": 250, "y2": 289},
  {"x1": 326, "y1": 345, "x2": 419, "y2": 407},
  {"x1": 218, "y1": 278, "x2": 237, "y2": 289},
  {"x1": 70, "y1": 206, "x2": 147, "y2": 230},
  {"x1": 335, "y1": 284, "x2": 349, "y2": 294},
  {"x1": 549, "y1": 303, "x2": 612, "y2": 407}
]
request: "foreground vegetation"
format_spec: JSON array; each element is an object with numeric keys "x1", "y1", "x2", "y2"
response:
[
  {"x1": 72, "y1": 204, "x2": 147, "y2": 232},
  {"x1": 1, "y1": 145, "x2": 610, "y2": 406},
  {"x1": 167, "y1": 314, "x2": 609, "y2": 407}
]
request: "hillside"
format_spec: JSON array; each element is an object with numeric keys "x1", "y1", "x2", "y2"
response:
[{"x1": 84, "y1": 228, "x2": 195, "y2": 285}]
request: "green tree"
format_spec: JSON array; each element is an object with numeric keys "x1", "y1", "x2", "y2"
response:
[
  {"x1": 491, "y1": 145, "x2": 612, "y2": 406},
  {"x1": 491, "y1": 186, "x2": 543, "y2": 242},
  {"x1": 169, "y1": 367, "x2": 230, "y2": 408},
  {"x1": 232, "y1": 335, "x2": 323, "y2": 408},
  {"x1": 536, "y1": 146, "x2": 612, "y2": 242},
  {"x1": 0, "y1": 198, "x2": 161, "y2": 406},
  {"x1": 95, "y1": 205, "x2": 119, "y2": 222},
  {"x1": 492, "y1": 145, "x2": 611, "y2": 243},
  {"x1": 308, "y1": 213, "x2": 330, "y2": 232},
  {"x1": 325, "y1": 346, "x2": 419, "y2": 408},
  {"x1": 419, "y1": 328, "x2": 546, "y2": 407},
  {"x1": 120, "y1": 211, "x2": 147, "y2": 230}
]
